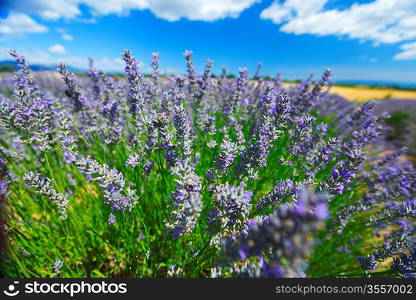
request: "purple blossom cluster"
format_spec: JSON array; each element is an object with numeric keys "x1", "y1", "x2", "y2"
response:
[
  {"x1": 167, "y1": 157, "x2": 203, "y2": 238},
  {"x1": 0, "y1": 51, "x2": 56, "y2": 152},
  {"x1": 58, "y1": 63, "x2": 88, "y2": 112},
  {"x1": 67, "y1": 150, "x2": 139, "y2": 216},
  {"x1": 208, "y1": 182, "x2": 253, "y2": 237},
  {"x1": 23, "y1": 171, "x2": 69, "y2": 219},
  {"x1": 356, "y1": 155, "x2": 415, "y2": 277},
  {"x1": 122, "y1": 50, "x2": 145, "y2": 116},
  {"x1": 0, "y1": 156, "x2": 8, "y2": 251},
  {"x1": 212, "y1": 188, "x2": 328, "y2": 277}
]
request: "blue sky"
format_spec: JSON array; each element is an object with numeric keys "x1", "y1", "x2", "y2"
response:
[{"x1": 1, "y1": 0, "x2": 416, "y2": 83}]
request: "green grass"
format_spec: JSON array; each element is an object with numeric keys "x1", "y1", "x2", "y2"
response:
[{"x1": 384, "y1": 110, "x2": 411, "y2": 142}]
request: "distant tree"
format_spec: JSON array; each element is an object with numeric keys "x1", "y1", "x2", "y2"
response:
[{"x1": 0, "y1": 64, "x2": 15, "y2": 73}]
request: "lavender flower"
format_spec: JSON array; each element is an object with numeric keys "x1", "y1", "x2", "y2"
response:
[
  {"x1": 87, "y1": 57, "x2": 101, "y2": 100},
  {"x1": 67, "y1": 151, "x2": 138, "y2": 211},
  {"x1": 57, "y1": 63, "x2": 87, "y2": 112},
  {"x1": 108, "y1": 213, "x2": 116, "y2": 225},
  {"x1": 257, "y1": 179, "x2": 298, "y2": 213},
  {"x1": 216, "y1": 188, "x2": 328, "y2": 277},
  {"x1": 224, "y1": 67, "x2": 248, "y2": 117},
  {"x1": 53, "y1": 259, "x2": 64, "y2": 274},
  {"x1": 0, "y1": 157, "x2": 9, "y2": 252},
  {"x1": 167, "y1": 158, "x2": 202, "y2": 238},
  {"x1": 0, "y1": 51, "x2": 55, "y2": 151},
  {"x1": 122, "y1": 50, "x2": 145, "y2": 115},
  {"x1": 149, "y1": 52, "x2": 160, "y2": 101},
  {"x1": 209, "y1": 183, "x2": 253, "y2": 236},
  {"x1": 183, "y1": 50, "x2": 196, "y2": 87},
  {"x1": 173, "y1": 104, "x2": 192, "y2": 156},
  {"x1": 23, "y1": 171, "x2": 69, "y2": 219},
  {"x1": 207, "y1": 132, "x2": 238, "y2": 182}
]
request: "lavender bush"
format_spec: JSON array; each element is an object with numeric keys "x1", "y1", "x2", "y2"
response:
[{"x1": 0, "y1": 50, "x2": 414, "y2": 278}]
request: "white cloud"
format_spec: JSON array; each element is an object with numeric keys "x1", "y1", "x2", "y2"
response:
[
  {"x1": 5, "y1": 0, "x2": 260, "y2": 22},
  {"x1": 0, "y1": 47, "x2": 124, "y2": 72},
  {"x1": 58, "y1": 56, "x2": 125, "y2": 71},
  {"x1": 49, "y1": 44, "x2": 66, "y2": 54},
  {"x1": 394, "y1": 41, "x2": 416, "y2": 60},
  {"x1": 261, "y1": 0, "x2": 416, "y2": 59},
  {"x1": 61, "y1": 33, "x2": 74, "y2": 41},
  {"x1": 142, "y1": 0, "x2": 261, "y2": 22},
  {"x1": 0, "y1": 12, "x2": 48, "y2": 36},
  {"x1": 260, "y1": 0, "x2": 327, "y2": 24},
  {"x1": 4, "y1": 0, "x2": 82, "y2": 20},
  {"x1": 56, "y1": 28, "x2": 74, "y2": 41}
]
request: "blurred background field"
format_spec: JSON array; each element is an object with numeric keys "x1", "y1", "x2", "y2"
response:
[
  {"x1": 324, "y1": 84, "x2": 416, "y2": 158},
  {"x1": 329, "y1": 85, "x2": 416, "y2": 102}
]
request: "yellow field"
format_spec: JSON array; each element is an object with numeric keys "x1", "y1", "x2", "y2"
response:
[
  {"x1": 328, "y1": 85, "x2": 416, "y2": 102},
  {"x1": 280, "y1": 82, "x2": 416, "y2": 102}
]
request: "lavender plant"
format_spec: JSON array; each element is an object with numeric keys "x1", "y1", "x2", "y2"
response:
[{"x1": 0, "y1": 50, "x2": 414, "y2": 278}]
